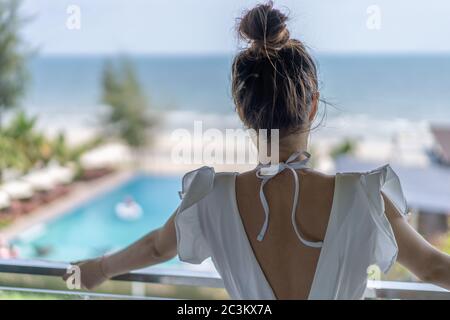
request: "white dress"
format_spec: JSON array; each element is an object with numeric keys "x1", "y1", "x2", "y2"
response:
[{"x1": 174, "y1": 152, "x2": 408, "y2": 300}]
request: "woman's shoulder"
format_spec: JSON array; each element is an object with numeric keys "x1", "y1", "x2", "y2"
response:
[
  {"x1": 234, "y1": 164, "x2": 396, "y2": 188},
  {"x1": 300, "y1": 165, "x2": 407, "y2": 215},
  {"x1": 180, "y1": 166, "x2": 237, "y2": 191},
  {"x1": 178, "y1": 167, "x2": 237, "y2": 211},
  {"x1": 334, "y1": 164, "x2": 408, "y2": 215},
  {"x1": 335, "y1": 163, "x2": 392, "y2": 178},
  {"x1": 330, "y1": 164, "x2": 398, "y2": 191}
]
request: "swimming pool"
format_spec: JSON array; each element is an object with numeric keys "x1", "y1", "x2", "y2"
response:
[{"x1": 13, "y1": 174, "x2": 183, "y2": 265}]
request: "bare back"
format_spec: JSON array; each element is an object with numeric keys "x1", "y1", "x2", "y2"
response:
[{"x1": 235, "y1": 169, "x2": 335, "y2": 299}]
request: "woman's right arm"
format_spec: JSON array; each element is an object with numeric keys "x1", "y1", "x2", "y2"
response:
[
  {"x1": 383, "y1": 194, "x2": 450, "y2": 290},
  {"x1": 63, "y1": 211, "x2": 178, "y2": 290}
]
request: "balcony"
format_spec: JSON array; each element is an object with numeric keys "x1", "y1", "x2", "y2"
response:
[{"x1": 0, "y1": 259, "x2": 448, "y2": 300}]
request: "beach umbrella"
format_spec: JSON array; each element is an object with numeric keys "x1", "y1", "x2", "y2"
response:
[
  {"x1": 21, "y1": 171, "x2": 56, "y2": 192},
  {"x1": 45, "y1": 165, "x2": 75, "y2": 185},
  {"x1": 1, "y1": 180, "x2": 34, "y2": 200},
  {"x1": 0, "y1": 191, "x2": 11, "y2": 210}
]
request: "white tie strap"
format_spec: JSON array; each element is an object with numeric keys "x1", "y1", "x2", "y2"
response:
[{"x1": 255, "y1": 151, "x2": 323, "y2": 248}]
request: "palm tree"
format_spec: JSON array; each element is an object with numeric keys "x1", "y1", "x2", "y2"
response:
[
  {"x1": 2, "y1": 111, "x2": 49, "y2": 167},
  {"x1": 0, "y1": 0, "x2": 29, "y2": 124},
  {"x1": 0, "y1": 132, "x2": 30, "y2": 179},
  {"x1": 101, "y1": 58, "x2": 156, "y2": 149},
  {"x1": 0, "y1": 112, "x2": 104, "y2": 181}
]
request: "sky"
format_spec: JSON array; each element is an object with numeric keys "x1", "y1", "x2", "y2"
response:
[{"x1": 19, "y1": 0, "x2": 450, "y2": 55}]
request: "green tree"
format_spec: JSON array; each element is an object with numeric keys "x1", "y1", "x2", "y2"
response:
[
  {"x1": 330, "y1": 139, "x2": 356, "y2": 159},
  {"x1": 0, "y1": 132, "x2": 30, "y2": 173},
  {"x1": 100, "y1": 58, "x2": 155, "y2": 149},
  {"x1": 0, "y1": 112, "x2": 103, "y2": 180},
  {"x1": 0, "y1": 0, "x2": 29, "y2": 123},
  {"x1": 51, "y1": 131, "x2": 102, "y2": 165},
  {"x1": 1, "y1": 110, "x2": 48, "y2": 171}
]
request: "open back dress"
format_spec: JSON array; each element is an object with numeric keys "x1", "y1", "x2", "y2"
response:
[{"x1": 174, "y1": 152, "x2": 408, "y2": 299}]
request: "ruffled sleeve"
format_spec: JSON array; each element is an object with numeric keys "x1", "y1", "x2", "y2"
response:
[
  {"x1": 174, "y1": 166, "x2": 215, "y2": 264},
  {"x1": 361, "y1": 164, "x2": 408, "y2": 273}
]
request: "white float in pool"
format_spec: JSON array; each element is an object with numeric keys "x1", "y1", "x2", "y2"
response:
[{"x1": 115, "y1": 197, "x2": 143, "y2": 221}]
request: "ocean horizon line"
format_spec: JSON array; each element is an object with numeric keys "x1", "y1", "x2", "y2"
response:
[{"x1": 30, "y1": 51, "x2": 450, "y2": 59}]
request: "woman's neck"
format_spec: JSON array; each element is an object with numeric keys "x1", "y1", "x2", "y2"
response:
[{"x1": 257, "y1": 132, "x2": 309, "y2": 163}]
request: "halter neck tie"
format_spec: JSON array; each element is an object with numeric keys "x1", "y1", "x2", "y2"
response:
[{"x1": 255, "y1": 151, "x2": 323, "y2": 248}]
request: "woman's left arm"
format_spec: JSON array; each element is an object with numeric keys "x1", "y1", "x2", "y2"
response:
[
  {"x1": 383, "y1": 195, "x2": 450, "y2": 290},
  {"x1": 63, "y1": 211, "x2": 178, "y2": 290}
]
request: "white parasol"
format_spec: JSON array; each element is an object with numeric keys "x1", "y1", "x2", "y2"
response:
[
  {"x1": 0, "y1": 191, "x2": 11, "y2": 210},
  {"x1": 45, "y1": 165, "x2": 75, "y2": 185},
  {"x1": 21, "y1": 171, "x2": 56, "y2": 192},
  {"x1": 1, "y1": 180, "x2": 34, "y2": 200}
]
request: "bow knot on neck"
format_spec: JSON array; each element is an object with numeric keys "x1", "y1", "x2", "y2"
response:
[{"x1": 255, "y1": 151, "x2": 323, "y2": 248}]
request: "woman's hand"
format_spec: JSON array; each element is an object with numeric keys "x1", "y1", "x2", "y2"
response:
[{"x1": 62, "y1": 257, "x2": 109, "y2": 290}]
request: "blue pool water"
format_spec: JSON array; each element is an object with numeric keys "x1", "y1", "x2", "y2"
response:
[{"x1": 13, "y1": 174, "x2": 183, "y2": 265}]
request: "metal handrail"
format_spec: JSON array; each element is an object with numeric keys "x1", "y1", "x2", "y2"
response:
[
  {"x1": 367, "y1": 280, "x2": 450, "y2": 300},
  {"x1": 0, "y1": 285, "x2": 158, "y2": 300},
  {"x1": 1, "y1": 259, "x2": 449, "y2": 299},
  {"x1": 0, "y1": 259, "x2": 224, "y2": 288}
]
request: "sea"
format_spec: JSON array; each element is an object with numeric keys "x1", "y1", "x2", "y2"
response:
[{"x1": 19, "y1": 53, "x2": 450, "y2": 141}]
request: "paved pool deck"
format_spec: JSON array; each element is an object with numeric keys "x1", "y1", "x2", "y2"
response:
[{"x1": 0, "y1": 170, "x2": 135, "y2": 241}]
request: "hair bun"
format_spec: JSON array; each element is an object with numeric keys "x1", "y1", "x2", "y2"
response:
[{"x1": 238, "y1": 1, "x2": 290, "y2": 52}]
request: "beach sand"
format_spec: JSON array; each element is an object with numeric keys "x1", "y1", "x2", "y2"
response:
[{"x1": 37, "y1": 110, "x2": 435, "y2": 174}]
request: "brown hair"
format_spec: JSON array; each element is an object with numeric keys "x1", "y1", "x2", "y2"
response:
[{"x1": 232, "y1": 2, "x2": 319, "y2": 135}]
